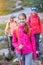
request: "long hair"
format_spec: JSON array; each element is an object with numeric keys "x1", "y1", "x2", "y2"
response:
[{"x1": 24, "y1": 23, "x2": 31, "y2": 36}]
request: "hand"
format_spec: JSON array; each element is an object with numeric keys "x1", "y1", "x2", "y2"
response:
[
  {"x1": 5, "y1": 32, "x2": 9, "y2": 35},
  {"x1": 19, "y1": 44, "x2": 23, "y2": 50}
]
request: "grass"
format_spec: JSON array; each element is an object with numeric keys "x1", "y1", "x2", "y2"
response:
[
  {"x1": 0, "y1": 10, "x2": 13, "y2": 15},
  {"x1": 22, "y1": 0, "x2": 31, "y2": 7},
  {"x1": 22, "y1": 0, "x2": 37, "y2": 7},
  {"x1": 38, "y1": 9, "x2": 43, "y2": 12},
  {"x1": 7, "y1": 0, "x2": 15, "y2": 8},
  {"x1": 0, "y1": 56, "x2": 4, "y2": 61},
  {"x1": 0, "y1": 0, "x2": 15, "y2": 15},
  {"x1": 0, "y1": 55, "x2": 15, "y2": 63},
  {"x1": 0, "y1": 29, "x2": 5, "y2": 36},
  {"x1": 0, "y1": 0, "x2": 23, "y2": 15},
  {"x1": 0, "y1": 43, "x2": 4, "y2": 49},
  {"x1": 0, "y1": 7, "x2": 23, "y2": 15},
  {"x1": 12, "y1": 63, "x2": 19, "y2": 65},
  {"x1": 0, "y1": 51, "x2": 16, "y2": 64},
  {"x1": 0, "y1": 23, "x2": 6, "y2": 36},
  {"x1": 0, "y1": 23, "x2": 6, "y2": 29},
  {"x1": 0, "y1": 31, "x2": 5, "y2": 36}
]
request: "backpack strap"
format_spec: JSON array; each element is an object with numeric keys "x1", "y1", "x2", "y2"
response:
[
  {"x1": 29, "y1": 15, "x2": 40, "y2": 22},
  {"x1": 8, "y1": 22, "x2": 10, "y2": 26},
  {"x1": 16, "y1": 27, "x2": 18, "y2": 39}
]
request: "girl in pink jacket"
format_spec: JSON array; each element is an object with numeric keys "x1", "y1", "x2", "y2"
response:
[{"x1": 12, "y1": 13, "x2": 36, "y2": 65}]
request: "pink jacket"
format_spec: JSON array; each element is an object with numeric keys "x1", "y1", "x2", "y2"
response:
[
  {"x1": 27, "y1": 14, "x2": 42, "y2": 34},
  {"x1": 12, "y1": 25, "x2": 36, "y2": 58}
]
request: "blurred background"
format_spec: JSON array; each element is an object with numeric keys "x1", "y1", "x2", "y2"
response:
[{"x1": 0, "y1": 0, "x2": 43, "y2": 15}]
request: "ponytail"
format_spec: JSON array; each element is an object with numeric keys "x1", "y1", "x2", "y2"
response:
[{"x1": 24, "y1": 23, "x2": 31, "y2": 36}]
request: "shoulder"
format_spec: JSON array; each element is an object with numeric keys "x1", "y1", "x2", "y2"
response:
[
  {"x1": 7, "y1": 21, "x2": 10, "y2": 25},
  {"x1": 13, "y1": 26, "x2": 18, "y2": 34}
]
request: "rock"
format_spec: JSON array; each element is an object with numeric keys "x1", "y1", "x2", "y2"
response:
[
  {"x1": 32, "y1": 60, "x2": 41, "y2": 65},
  {"x1": 0, "y1": 62, "x2": 11, "y2": 65},
  {"x1": 0, "y1": 49, "x2": 9, "y2": 55},
  {"x1": 0, "y1": 36, "x2": 7, "y2": 41}
]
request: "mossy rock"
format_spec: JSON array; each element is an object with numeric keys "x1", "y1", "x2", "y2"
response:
[{"x1": 12, "y1": 62, "x2": 19, "y2": 65}]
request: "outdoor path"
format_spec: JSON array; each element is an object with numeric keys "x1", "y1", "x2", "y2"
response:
[{"x1": 0, "y1": 7, "x2": 43, "y2": 23}]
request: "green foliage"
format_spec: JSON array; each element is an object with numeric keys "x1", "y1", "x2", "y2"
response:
[
  {"x1": 0, "y1": 7, "x2": 23, "y2": 15},
  {"x1": 0, "y1": 30, "x2": 5, "y2": 36},
  {"x1": 0, "y1": 0, "x2": 23, "y2": 15},
  {"x1": 22, "y1": 0, "x2": 31, "y2": 6},
  {"x1": 0, "y1": 23, "x2": 6, "y2": 36},
  {"x1": 22, "y1": 0, "x2": 43, "y2": 12},
  {"x1": 0, "y1": 23, "x2": 6, "y2": 29},
  {"x1": 0, "y1": 55, "x2": 4, "y2": 61}
]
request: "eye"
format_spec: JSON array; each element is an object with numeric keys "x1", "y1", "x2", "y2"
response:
[
  {"x1": 19, "y1": 18, "x2": 25, "y2": 20},
  {"x1": 22, "y1": 18, "x2": 25, "y2": 20}
]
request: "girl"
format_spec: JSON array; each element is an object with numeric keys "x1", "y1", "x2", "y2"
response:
[
  {"x1": 27, "y1": 8, "x2": 42, "y2": 57},
  {"x1": 5, "y1": 16, "x2": 17, "y2": 51},
  {"x1": 12, "y1": 13, "x2": 36, "y2": 65}
]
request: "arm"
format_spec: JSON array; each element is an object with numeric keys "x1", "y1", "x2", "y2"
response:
[
  {"x1": 39, "y1": 18, "x2": 42, "y2": 34},
  {"x1": 27, "y1": 16, "x2": 32, "y2": 28},
  {"x1": 12, "y1": 29, "x2": 18, "y2": 49},
  {"x1": 30, "y1": 29, "x2": 36, "y2": 59},
  {"x1": 5, "y1": 22, "x2": 10, "y2": 35}
]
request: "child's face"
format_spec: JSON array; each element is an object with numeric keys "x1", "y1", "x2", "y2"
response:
[
  {"x1": 32, "y1": 11, "x2": 37, "y2": 15},
  {"x1": 10, "y1": 18, "x2": 14, "y2": 22},
  {"x1": 18, "y1": 15, "x2": 26, "y2": 25}
]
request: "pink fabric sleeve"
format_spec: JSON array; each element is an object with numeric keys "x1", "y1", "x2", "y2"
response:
[
  {"x1": 30, "y1": 29, "x2": 37, "y2": 59},
  {"x1": 12, "y1": 30, "x2": 18, "y2": 49}
]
